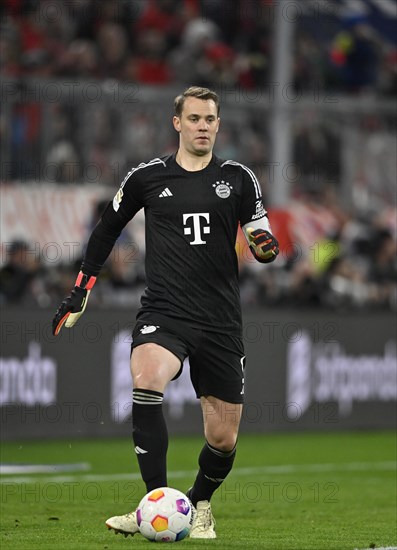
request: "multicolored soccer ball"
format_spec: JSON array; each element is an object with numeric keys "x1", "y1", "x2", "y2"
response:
[{"x1": 136, "y1": 487, "x2": 194, "y2": 542}]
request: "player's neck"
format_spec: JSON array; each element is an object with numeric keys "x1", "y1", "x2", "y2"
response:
[{"x1": 175, "y1": 150, "x2": 212, "y2": 172}]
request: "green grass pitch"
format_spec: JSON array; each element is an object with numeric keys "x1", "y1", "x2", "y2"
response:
[{"x1": 1, "y1": 431, "x2": 396, "y2": 550}]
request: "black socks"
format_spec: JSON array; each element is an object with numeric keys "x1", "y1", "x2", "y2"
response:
[
  {"x1": 189, "y1": 441, "x2": 236, "y2": 506},
  {"x1": 132, "y1": 388, "x2": 168, "y2": 492},
  {"x1": 132, "y1": 389, "x2": 236, "y2": 502}
]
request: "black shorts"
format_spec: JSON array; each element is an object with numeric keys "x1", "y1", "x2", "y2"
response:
[{"x1": 131, "y1": 312, "x2": 245, "y2": 404}]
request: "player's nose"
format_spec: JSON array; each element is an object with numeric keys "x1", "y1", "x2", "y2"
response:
[{"x1": 198, "y1": 119, "x2": 209, "y2": 131}]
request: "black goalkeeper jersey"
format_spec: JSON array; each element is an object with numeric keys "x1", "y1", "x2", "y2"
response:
[{"x1": 82, "y1": 153, "x2": 268, "y2": 335}]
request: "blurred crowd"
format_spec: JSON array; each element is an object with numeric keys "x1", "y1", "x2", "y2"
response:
[
  {"x1": 1, "y1": 0, "x2": 396, "y2": 94},
  {"x1": 1, "y1": 0, "x2": 396, "y2": 312},
  {"x1": 238, "y1": 188, "x2": 397, "y2": 312},
  {"x1": 1, "y1": 188, "x2": 396, "y2": 312}
]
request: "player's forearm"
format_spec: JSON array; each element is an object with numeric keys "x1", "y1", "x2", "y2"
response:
[
  {"x1": 81, "y1": 218, "x2": 122, "y2": 276},
  {"x1": 52, "y1": 213, "x2": 124, "y2": 336}
]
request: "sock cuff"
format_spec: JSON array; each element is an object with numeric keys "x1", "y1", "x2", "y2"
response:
[
  {"x1": 206, "y1": 440, "x2": 236, "y2": 458},
  {"x1": 133, "y1": 388, "x2": 164, "y2": 405}
]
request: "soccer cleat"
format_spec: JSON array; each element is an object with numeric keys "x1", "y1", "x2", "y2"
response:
[
  {"x1": 189, "y1": 500, "x2": 217, "y2": 539},
  {"x1": 105, "y1": 510, "x2": 140, "y2": 537}
]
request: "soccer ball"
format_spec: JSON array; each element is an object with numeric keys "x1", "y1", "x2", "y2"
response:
[{"x1": 136, "y1": 487, "x2": 194, "y2": 542}]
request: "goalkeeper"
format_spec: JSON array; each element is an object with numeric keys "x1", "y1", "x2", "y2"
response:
[{"x1": 52, "y1": 86, "x2": 278, "y2": 539}]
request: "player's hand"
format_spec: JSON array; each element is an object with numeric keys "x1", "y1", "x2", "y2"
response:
[
  {"x1": 246, "y1": 228, "x2": 279, "y2": 263},
  {"x1": 52, "y1": 272, "x2": 96, "y2": 336}
]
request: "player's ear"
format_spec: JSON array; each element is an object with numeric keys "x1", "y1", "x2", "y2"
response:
[
  {"x1": 216, "y1": 117, "x2": 220, "y2": 133},
  {"x1": 173, "y1": 116, "x2": 181, "y2": 132}
]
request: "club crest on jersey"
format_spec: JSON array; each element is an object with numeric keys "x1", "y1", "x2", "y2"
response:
[
  {"x1": 140, "y1": 325, "x2": 159, "y2": 334},
  {"x1": 213, "y1": 180, "x2": 232, "y2": 199}
]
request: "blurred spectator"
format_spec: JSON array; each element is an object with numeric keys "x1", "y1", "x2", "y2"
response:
[
  {"x1": 126, "y1": 27, "x2": 172, "y2": 85},
  {"x1": 199, "y1": 41, "x2": 240, "y2": 88},
  {"x1": 122, "y1": 110, "x2": 161, "y2": 165},
  {"x1": 294, "y1": 31, "x2": 326, "y2": 93},
  {"x1": 96, "y1": 22, "x2": 130, "y2": 80},
  {"x1": 0, "y1": 240, "x2": 42, "y2": 304},
  {"x1": 86, "y1": 107, "x2": 126, "y2": 186},
  {"x1": 9, "y1": 99, "x2": 42, "y2": 181},
  {"x1": 45, "y1": 104, "x2": 80, "y2": 183},
  {"x1": 0, "y1": 18, "x2": 21, "y2": 77},
  {"x1": 379, "y1": 48, "x2": 397, "y2": 96},
  {"x1": 330, "y1": 16, "x2": 381, "y2": 93},
  {"x1": 77, "y1": 197, "x2": 146, "y2": 308},
  {"x1": 293, "y1": 117, "x2": 340, "y2": 188},
  {"x1": 213, "y1": 122, "x2": 238, "y2": 162},
  {"x1": 57, "y1": 39, "x2": 99, "y2": 78},
  {"x1": 95, "y1": 240, "x2": 146, "y2": 309},
  {"x1": 15, "y1": 0, "x2": 70, "y2": 77},
  {"x1": 368, "y1": 229, "x2": 397, "y2": 308},
  {"x1": 168, "y1": 18, "x2": 220, "y2": 85},
  {"x1": 358, "y1": 115, "x2": 396, "y2": 210},
  {"x1": 134, "y1": 0, "x2": 193, "y2": 51},
  {"x1": 68, "y1": 0, "x2": 132, "y2": 41}
]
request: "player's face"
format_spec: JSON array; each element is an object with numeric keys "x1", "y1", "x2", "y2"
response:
[{"x1": 173, "y1": 97, "x2": 220, "y2": 157}]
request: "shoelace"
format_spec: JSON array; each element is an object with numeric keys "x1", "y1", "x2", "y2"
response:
[{"x1": 195, "y1": 506, "x2": 215, "y2": 531}]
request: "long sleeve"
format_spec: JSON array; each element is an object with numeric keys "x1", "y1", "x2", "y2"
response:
[{"x1": 81, "y1": 167, "x2": 145, "y2": 276}]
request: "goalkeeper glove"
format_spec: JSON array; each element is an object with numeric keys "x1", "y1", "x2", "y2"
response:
[
  {"x1": 52, "y1": 271, "x2": 96, "y2": 336},
  {"x1": 246, "y1": 227, "x2": 279, "y2": 263}
]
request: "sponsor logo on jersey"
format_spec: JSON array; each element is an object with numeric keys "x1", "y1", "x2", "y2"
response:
[
  {"x1": 183, "y1": 213, "x2": 210, "y2": 245},
  {"x1": 140, "y1": 325, "x2": 160, "y2": 334},
  {"x1": 159, "y1": 187, "x2": 173, "y2": 198},
  {"x1": 251, "y1": 199, "x2": 266, "y2": 220},
  {"x1": 112, "y1": 187, "x2": 124, "y2": 212},
  {"x1": 213, "y1": 180, "x2": 233, "y2": 199}
]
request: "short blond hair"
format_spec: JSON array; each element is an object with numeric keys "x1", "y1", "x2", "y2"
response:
[{"x1": 174, "y1": 86, "x2": 220, "y2": 117}]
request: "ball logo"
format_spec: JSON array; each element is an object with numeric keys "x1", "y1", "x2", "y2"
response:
[
  {"x1": 140, "y1": 325, "x2": 159, "y2": 334},
  {"x1": 176, "y1": 498, "x2": 190, "y2": 514},
  {"x1": 213, "y1": 180, "x2": 232, "y2": 199}
]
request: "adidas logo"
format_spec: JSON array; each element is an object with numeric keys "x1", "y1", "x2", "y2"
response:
[
  {"x1": 134, "y1": 446, "x2": 148, "y2": 454},
  {"x1": 159, "y1": 188, "x2": 173, "y2": 198}
]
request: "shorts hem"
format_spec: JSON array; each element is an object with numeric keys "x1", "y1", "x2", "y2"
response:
[
  {"x1": 131, "y1": 339, "x2": 185, "y2": 370},
  {"x1": 196, "y1": 391, "x2": 244, "y2": 405}
]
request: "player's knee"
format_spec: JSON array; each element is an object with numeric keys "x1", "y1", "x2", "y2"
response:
[
  {"x1": 133, "y1": 363, "x2": 167, "y2": 392},
  {"x1": 206, "y1": 431, "x2": 238, "y2": 453},
  {"x1": 131, "y1": 343, "x2": 180, "y2": 391}
]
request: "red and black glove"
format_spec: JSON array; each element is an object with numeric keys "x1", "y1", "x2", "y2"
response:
[
  {"x1": 246, "y1": 228, "x2": 279, "y2": 263},
  {"x1": 52, "y1": 271, "x2": 96, "y2": 336}
]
